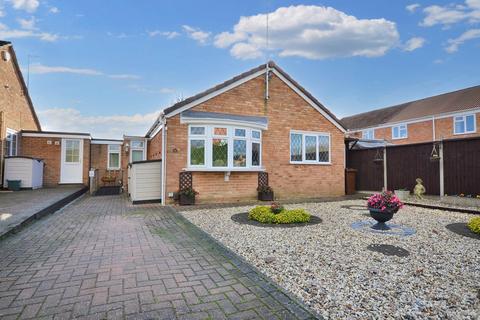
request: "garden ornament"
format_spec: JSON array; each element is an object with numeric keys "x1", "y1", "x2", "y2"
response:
[{"x1": 414, "y1": 178, "x2": 426, "y2": 199}]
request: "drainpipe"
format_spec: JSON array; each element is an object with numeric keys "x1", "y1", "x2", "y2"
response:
[
  {"x1": 432, "y1": 115, "x2": 436, "y2": 141},
  {"x1": 265, "y1": 62, "x2": 269, "y2": 101},
  {"x1": 160, "y1": 111, "x2": 167, "y2": 205}
]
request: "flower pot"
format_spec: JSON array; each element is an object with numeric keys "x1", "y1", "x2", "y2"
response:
[
  {"x1": 179, "y1": 194, "x2": 195, "y2": 205},
  {"x1": 258, "y1": 191, "x2": 274, "y2": 201},
  {"x1": 394, "y1": 190, "x2": 410, "y2": 201}
]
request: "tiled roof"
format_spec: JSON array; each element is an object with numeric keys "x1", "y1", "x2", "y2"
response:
[{"x1": 341, "y1": 85, "x2": 480, "y2": 130}]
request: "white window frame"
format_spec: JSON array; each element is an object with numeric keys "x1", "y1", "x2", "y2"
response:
[
  {"x1": 187, "y1": 124, "x2": 262, "y2": 170},
  {"x1": 362, "y1": 129, "x2": 375, "y2": 140},
  {"x1": 391, "y1": 124, "x2": 408, "y2": 140},
  {"x1": 130, "y1": 140, "x2": 146, "y2": 162},
  {"x1": 107, "y1": 144, "x2": 121, "y2": 170},
  {"x1": 5, "y1": 128, "x2": 18, "y2": 157},
  {"x1": 289, "y1": 130, "x2": 331, "y2": 165},
  {"x1": 453, "y1": 114, "x2": 476, "y2": 135}
]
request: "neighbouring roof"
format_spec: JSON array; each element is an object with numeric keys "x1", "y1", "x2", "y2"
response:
[
  {"x1": 160, "y1": 61, "x2": 344, "y2": 131},
  {"x1": 21, "y1": 130, "x2": 90, "y2": 136},
  {"x1": 1, "y1": 41, "x2": 42, "y2": 131},
  {"x1": 181, "y1": 110, "x2": 268, "y2": 128},
  {"x1": 341, "y1": 85, "x2": 480, "y2": 130}
]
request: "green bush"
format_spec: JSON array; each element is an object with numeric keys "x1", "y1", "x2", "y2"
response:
[
  {"x1": 467, "y1": 217, "x2": 480, "y2": 235},
  {"x1": 248, "y1": 206, "x2": 311, "y2": 224}
]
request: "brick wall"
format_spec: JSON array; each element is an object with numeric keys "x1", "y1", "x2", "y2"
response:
[
  {"x1": 163, "y1": 73, "x2": 345, "y2": 204},
  {"x1": 350, "y1": 112, "x2": 480, "y2": 144},
  {"x1": 147, "y1": 131, "x2": 162, "y2": 160},
  {"x1": 21, "y1": 136, "x2": 90, "y2": 186},
  {"x1": 0, "y1": 45, "x2": 40, "y2": 181}
]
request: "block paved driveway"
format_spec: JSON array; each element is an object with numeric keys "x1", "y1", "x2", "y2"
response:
[{"x1": 0, "y1": 195, "x2": 317, "y2": 319}]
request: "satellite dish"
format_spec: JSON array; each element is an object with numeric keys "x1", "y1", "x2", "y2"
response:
[{"x1": 1, "y1": 51, "x2": 11, "y2": 62}]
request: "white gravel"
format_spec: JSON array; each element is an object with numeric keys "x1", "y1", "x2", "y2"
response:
[{"x1": 180, "y1": 200, "x2": 480, "y2": 319}]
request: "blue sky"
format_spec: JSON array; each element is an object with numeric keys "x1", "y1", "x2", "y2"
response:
[{"x1": 1, "y1": 0, "x2": 479, "y2": 138}]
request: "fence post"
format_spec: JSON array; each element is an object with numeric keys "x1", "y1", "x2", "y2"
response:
[
  {"x1": 439, "y1": 141, "x2": 444, "y2": 197},
  {"x1": 383, "y1": 146, "x2": 388, "y2": 191}
]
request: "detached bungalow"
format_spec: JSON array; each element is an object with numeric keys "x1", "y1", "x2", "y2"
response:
[
  {"x1": 145, "y1": 61, "x2": 347, "y2": 204},
  {"x1": 5, "y1": 58, "x2": 347, "y2": 204}
]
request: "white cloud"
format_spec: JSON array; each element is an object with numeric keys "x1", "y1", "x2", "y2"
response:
[
  {"x1": 421, "y1": 0, "x2": 480, "y2": 27},
  {"x1": 128, "y1": 84, "x2": 175, "y2": 94},
  {"x1": 29, "y1": 64, "x2": 103, "y2": 75},
  {"x1": 17, "y1": 16, "x2": 36, "y2": 30},
  {"x1": 182, "y1": 25, "x2": 211, "y2": 44},
  {"x1": 406, "y1": 4, "x2": 421, "y2": 13},
  {"x1": 49, "y1": 6, "x2": 59, "y2": 14},
  {"x1": 29, "y1": 64, "x2": 141, "y2": 80},
  {"x1": 403, "y1": 37, "x2": 426, "y2": 51},
  {"x1": 37, "y1": 108, "x2": 159, "y2": 139},
  {"x1": 445, "y1": 28, "x2": 480, "y2": 52},
  {"x1": 213, "y1": 5, "x2": 400, "y2": 60},
  {"x1": 148, "y1": 30, "x2": 180, "y2": 39},
  {"x1": 8, "y1": 0, "x2": 39, "y2": 13},
  {"x1": 108, "y1": 74, "x2": 141, "y2": 80},
  {"x1": 0, "y1": 23, "x2": 58, "y2": 41}
]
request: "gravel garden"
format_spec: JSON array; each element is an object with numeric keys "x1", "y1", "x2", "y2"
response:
[{"x1": 180, "y1": 199, "x2": 480, "y2": 319}]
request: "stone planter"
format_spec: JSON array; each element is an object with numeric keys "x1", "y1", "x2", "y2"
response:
[
  {"x1": 394, "y1": 190, "x2": 410, "y2": 201},
  {"x1": 258, "y1": 191, "x2": 274, "y2": 201},
  {"x1": 179, "y1": 194, "x2": 195, "y2": 205},
  {"x1": 368, "y1": 207, "x2": 398, "y2": 230}
]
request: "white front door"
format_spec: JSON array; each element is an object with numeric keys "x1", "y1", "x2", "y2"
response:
[{"x1": 60, "y1": 139, "x2": 83, "y2": 184}]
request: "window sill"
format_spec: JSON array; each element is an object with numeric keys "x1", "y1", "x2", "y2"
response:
[
  {"x1": 391, "y1": 137, "x2": 408, "y2": 140},
  {"x1": 453, "y1": 131, "x2": 476, "y2": 135},
  {"x1": 290, "y1": 161, "x2": 332, "y2": 166},
  {"x1": 183, "y1": 167, "x2": 266, "y2": 172}
]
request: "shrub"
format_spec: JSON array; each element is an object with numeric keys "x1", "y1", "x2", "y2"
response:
[
  {"x1": 178, "y1": 187, "x2": 198, "y2": 197},
  {"x1": 248, "y1": 206, "x2": 311, "y2": 224},
  {"x1": 467, "y1": 217, "x2": 480, "y2": 235},
  {"x1": 270, "y1": 202, "x2": 284, "y2": 214},
  {"x1": 257, "y1": 185, "x2": 273, "y2": 193}
]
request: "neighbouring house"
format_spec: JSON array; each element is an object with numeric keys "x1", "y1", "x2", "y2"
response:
[
  {"x1": 342, "y1": 85, "x2": 480, "y2": 145},
  {"x1": 0, "y1": 41, "x2": 42, "y2": 183},
  {"x1": 145, "y1": 61, "x2": 347, "y2": 204}
]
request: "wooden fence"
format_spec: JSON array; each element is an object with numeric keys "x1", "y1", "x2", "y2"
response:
[{"x1": 347, "y1": 136, "x2": 480, "y2": 196}]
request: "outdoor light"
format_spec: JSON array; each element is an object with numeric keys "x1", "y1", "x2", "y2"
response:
[{"x1": 124, "y1": 143, "x2": 129, "y2": 153}]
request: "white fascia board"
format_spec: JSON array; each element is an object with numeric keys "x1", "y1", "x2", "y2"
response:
[
  {"x1": 22, "y1": 132, "x2": 91, "y2": 139},
  {"x1": 148, "y1": 125, "x2": 163, "y2": 140},
  {"x1": 180, "y1": 116, "x2": 268, "y2": 130},
  {"x1": 271, "y1": 69, "x2": 346, "y2": 133},
  {"x1": 348, "y1": 107, "x2": 480, "y2": 133},
  {"x1": 91, "y1": 140, "x2": 123, "y2": 145},
  {"x1": 165, "y1": 69, "x2": 267, "y2": 118}
]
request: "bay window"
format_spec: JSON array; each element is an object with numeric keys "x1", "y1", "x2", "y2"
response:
[
  {"x1": 188, "y1": 125, "x2": 262, "y2": 170},
  {"x1": 290, "y1": 130, "x2": 331, "y2": 164}
]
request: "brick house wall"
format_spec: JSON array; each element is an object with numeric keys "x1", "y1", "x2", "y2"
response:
[
  {"x1": 163, "y1": 73, "x2": 345, "y2": 204},
  {"x1": 147, "y1": 132, "x2": 162, "y2": 160},
  {"x1": 0, "y1": 44, "x2": 41, "y2": 181},
  {"x1": 21, "y1": 136, "x2": 90, "y2": 186},
  {"x1": 350, "y1": 112, "x2": 480, "y2": 144}
]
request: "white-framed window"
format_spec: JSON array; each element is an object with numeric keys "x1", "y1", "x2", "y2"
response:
[
  {"x1": 64, "y1": 139, "x2": 81, "y2": 163},
  {"x1": 187, "y1": 125, "x2": 262, "y2": 170},
  {"x1": 4, "y1": 128, "x2": 18, "y2": 156},
  {"x1": 290, "y1": 130, "x2": 331, "y2": 164},
  {"x1": 107, "y1": 145, "x2": 121, "y2": 169},
  {"x1": 392, "y1": 124, "x2": 408, "y2": 139},
  {"x1": 362, "y1": 129, "x2": 375, "y2": 140},
  {"x1": 454, "y1": 114, "x2": 476, "y2": 134},
  {"x1": 130, "y1": 140, "x2": 145, "y2": 162}
]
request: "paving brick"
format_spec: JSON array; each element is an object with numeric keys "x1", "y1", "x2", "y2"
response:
[{"x1": 0, "y1": 195, "x2": 316, "y2": 319}]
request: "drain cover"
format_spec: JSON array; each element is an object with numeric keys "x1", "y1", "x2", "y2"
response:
[{"x1": 367, "y1": 244, "x2": 410, "y2": 257}]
